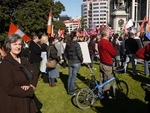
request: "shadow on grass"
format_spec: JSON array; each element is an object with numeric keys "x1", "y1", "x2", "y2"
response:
[
  {"x1": 71, "y1": 91, "x2": 148, "y2": 113},
  {"x1": 92, "y1": 98, "x2": 148, "y2": 113},
  {"x1": 59, "y1": 72, "x2": 68, "y2": 92},
  {"x1": 127, "y1": 70, "x2": 150, "y2": 84}
]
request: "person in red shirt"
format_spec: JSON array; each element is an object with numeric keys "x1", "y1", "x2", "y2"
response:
[{"x1": 98, "y1": 27, "x2": 117, "y2": 99}]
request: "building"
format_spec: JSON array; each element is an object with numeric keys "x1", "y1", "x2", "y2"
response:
[
  {"x1": 59, "y1": 15, "x2": 71, "y2": 22},
  {"x1": 82, "y1": 0, "x2": 110, "y2": 29},
  {"x1": 63, "y1": 20, "x2": 80, "y2": 34},
  {"x1": 82, "y1": 0, "x2": 150, "y2": 29}
]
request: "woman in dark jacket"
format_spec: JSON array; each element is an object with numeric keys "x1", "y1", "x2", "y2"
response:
[
  {"x1": 65, "y1": 32, "x2": 83, "y2": 95},
  {"x1": 88, "y1": 36, "x2": 97, "y2": 69},
  {"x1": 47, "y1": 37, "x2": 60, "y2": 87},
  {"x1": 0, "y1": 34, "x2": 38, "y2": 113}
]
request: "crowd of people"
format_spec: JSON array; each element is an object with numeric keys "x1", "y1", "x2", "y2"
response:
[{"x1": 0, "y1": 26, "x2": 150, "y2": 112}]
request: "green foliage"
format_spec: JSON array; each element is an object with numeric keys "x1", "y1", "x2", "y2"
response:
[
  {"x1": 53, "y1": 20, "x2": 68, "y2": 34},
  {"x1": 0, "y1": 0, "x2": 66, "y2": 40}
]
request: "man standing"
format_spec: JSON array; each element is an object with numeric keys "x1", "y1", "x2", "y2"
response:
[
  {"x1": 98, "y1": 27, "x2": 117, "y2": 99},
  {"x1": 125, "y1": 32, "x2": 139, "y2": 75},
  {"x1": 29, "y1": 35, "x2": 42, "y2": 77}
]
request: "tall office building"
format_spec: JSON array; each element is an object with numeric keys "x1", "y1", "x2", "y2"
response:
[
  {"x1": 82, "y1": 0, "x2": 110, "y2": 29},
  {"x1": 82, "y1": 0, "x2": 149, "y2": 29}
]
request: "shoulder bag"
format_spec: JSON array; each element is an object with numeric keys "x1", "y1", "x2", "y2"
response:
[{"x1": 46, "y1": 46, "x2": 57, "y2": 68}]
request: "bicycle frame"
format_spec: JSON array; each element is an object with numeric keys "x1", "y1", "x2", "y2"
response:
[
  {"x1": 92, "y1": 76, "x2": 116, "y2": 99},
  {"x1": 86, "y1": 64, "x2": 121, "y2": 99}
]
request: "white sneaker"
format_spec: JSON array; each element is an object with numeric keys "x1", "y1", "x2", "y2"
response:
[{"x1": 92, "y1": 68, "x2": 96, "y2": 70}]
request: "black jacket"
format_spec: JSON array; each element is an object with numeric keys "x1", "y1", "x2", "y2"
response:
[
  {"x1": 47, "y1": 44, "x2": 59, "y2": 61},
  {"x1": 65, "y1": 41, "x2": 83, "y2": 64},
  {"x1": 125, "y1": 38, "x2": 139, "y2": 54},
  {"x1": 29, "y1": 41, "x2": 42, "y2": 63}
]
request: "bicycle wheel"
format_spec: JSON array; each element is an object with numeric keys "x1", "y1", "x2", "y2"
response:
[
  {"x1": 76, "y1": 88, "x2": 95, "y2": 110},
  {"x1": 113, "y1": 80, "x2": 128, "y2": 99}
]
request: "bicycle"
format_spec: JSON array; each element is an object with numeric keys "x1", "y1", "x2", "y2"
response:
[
  {"x1": 141, "y1": 82, "x2": 150, "y2": 113},
  {"x1": 75, "y1": 66, "x2": 129, "y2": 110}
]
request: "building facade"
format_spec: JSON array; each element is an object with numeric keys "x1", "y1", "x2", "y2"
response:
[
  {"x1": 82, "y1": 0, "x2": 150, "y2": 29},
  {"x1": 82, "y1": 0, "x2": 110, "y2": 29},
  {"x1": 63, "y1": 20, "x2": 80, "y2": 34}
]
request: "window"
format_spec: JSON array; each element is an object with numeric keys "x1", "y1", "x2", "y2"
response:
[
  {"x1": 100, "y1": 10, "x2": 106, "y2": 12},
  {"x1": 100, "y1": 6, "x2": 107, "y2": 9},
  {"x1": 93, "y1": 3, "x2": 99, "y2": 5},
  {"x1": 100, "y1": 14, "x2": 106, "y2": 16},
  {"x1": 93, "y1": 18, "x2": 99, "y2": 20},
  {"x1": 84, "y1": 12, "x2": 87, "y2": 14},
  {"x1": 93, "y1": 14, "x2": 99, "y2": 16},
  {"x1": 83, "y1": 8, "x2": 87, "y2": 11},
  {"x1": 100, "y1": 2, "x2": 106, "y2": 5},
  {"x1": 93, "y1": 7, "x2": 99, "y2": 9},
  {"x1": 93, "y1": 10, "x2": 99, "y2": 13}
]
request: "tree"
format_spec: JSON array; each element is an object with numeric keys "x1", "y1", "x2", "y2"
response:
[
  {"x1": 0, "y1": 0, "x2": 65, "y2": 40},
  {"x1": 53, "y1": 20, "x2": 68, "y2": 35}
]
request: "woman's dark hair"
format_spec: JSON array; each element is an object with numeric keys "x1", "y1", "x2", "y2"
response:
[
  {"x1": 113, "y1": 33, "x2": 119, "y2": 40},
  {"x1": 66, "y1": 31, "x2": 76, "y2": 48},
  {"x1": 48, "y1": 37, "x2": 55, "y2": 44},
  {"x1": 4, "y1": 34, "x2": 23, "y2": 53}
]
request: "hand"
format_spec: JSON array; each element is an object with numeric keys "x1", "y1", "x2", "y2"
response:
[
  {"x1": 30, "y1": 84, "x2": 36, "y2": 91},
  {"x1": 21, "y1": 85, "x2": 30, "y2": 91}
]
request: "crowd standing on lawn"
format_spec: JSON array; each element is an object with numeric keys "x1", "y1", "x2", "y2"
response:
[{"x1": 1, "y1": 24, "x2": 150, "y2": 112}]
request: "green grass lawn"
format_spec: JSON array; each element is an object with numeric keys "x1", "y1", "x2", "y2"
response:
[{"x1": 35, "y1": 61, "x2": 150, "y2": 113}]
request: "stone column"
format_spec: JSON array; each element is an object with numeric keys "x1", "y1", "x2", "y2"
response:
[{"x1": 132, "y1": 0, "x2": 135, "y2": 21}]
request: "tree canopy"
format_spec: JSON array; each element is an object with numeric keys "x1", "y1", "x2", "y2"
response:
[{"x1": 0, "y1": 0, "x2": 67, "y2": 40}]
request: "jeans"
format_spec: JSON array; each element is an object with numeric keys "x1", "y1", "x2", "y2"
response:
[
  {"x1": 144, "y1": 60, "x2": 149, "y2": 76},
  {"x1": 68, "y1": 63, "x2": 81, "y2": 94},
  {"x1": 89, "y1": 54, "x2": 95, "y2": 68},
  {"x1": 114, "y1": 55, "x2": 121, "y2": 67},
  {"x1": 124, "y1": 54, "x2": 137, "y2": 74}
]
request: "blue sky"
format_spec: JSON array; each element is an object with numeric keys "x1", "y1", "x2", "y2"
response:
[{"x1": 55, "y1": 0, "x2": 81, "y2": 19}]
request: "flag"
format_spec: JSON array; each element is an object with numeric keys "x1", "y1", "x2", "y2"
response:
[
  {"x1": 77, "y1": 20, "x2": 81, "y2": 30},
  {"x1": 122, "y1": 22, "x2": 127, "y2": 33},
  {"x1": 146, "y1": 17, "x2": 150, "y2": 40},
  {"x1": 76, "y1": 31, "x2": 82, "y2": 37},
  {"x1": 51, "y1": 25, "x2": 54, "y2": 37},
  {"x1": 58, "y1": 29, "x2": 61, "y2": 37},
  {"x1": 58, "y1": 29, "x2": 65, "y2": 37},
  {"x1": 8, "y1": 23, "x2": 31, "y2": 42},
  {"x1": 137, "y1": 16, "x2": 146, "y2": 33},
  {"x1": 131, "y1": 26, "x2": 136, "y2": 34},
  {"x1": 126, "y1": 19, "x2": 133, "y2": 29},
  {"x1": 47, "y1": 10, "x2": 52, "y2": 35},
  {"x1": 82, "y1": 28, "x2": 89, "y2": 37}
]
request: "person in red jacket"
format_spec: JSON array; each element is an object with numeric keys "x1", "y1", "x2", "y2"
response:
[
  {"x1": 136, "y1": 43, "x2": 150, "y2": 61},
  {"x1": 98, "y1": 27, "x2": 117, "y2": 99}
]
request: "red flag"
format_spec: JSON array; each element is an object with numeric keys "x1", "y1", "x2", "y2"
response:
[
  {"x1": 47, "y1": 10, "x2": 52, "y2": 35},
  {"x1": 77, "y1": 20, "x2": 81, "y2": 30},
  {"x1": 137, "y1": 16, "x2": 146, "y2": 33},
  {"x1": 8, "y1": 23, "x2": 31, "y2": 42},
  {"x1": 82, "y1": 29, "x2": 89, "y2": 37}
]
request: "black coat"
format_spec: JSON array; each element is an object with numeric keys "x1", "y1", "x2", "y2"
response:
[
  {"x1": 125, "y1": 38, "x2": 139, "y2": 54},
  {"x1": 29, "y1": 41, "x2": 42, "y2": 63},
  {"x1": 47, "y1": 44, "x2": 59, "y2": 61},
  {"x1": 65, "y1": 41, "x2": 83, "y2": 64}
]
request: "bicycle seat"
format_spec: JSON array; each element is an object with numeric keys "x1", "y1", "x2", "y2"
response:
[{"x1": 141, "y1": 82, "x2": 150, "y2": 91}]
